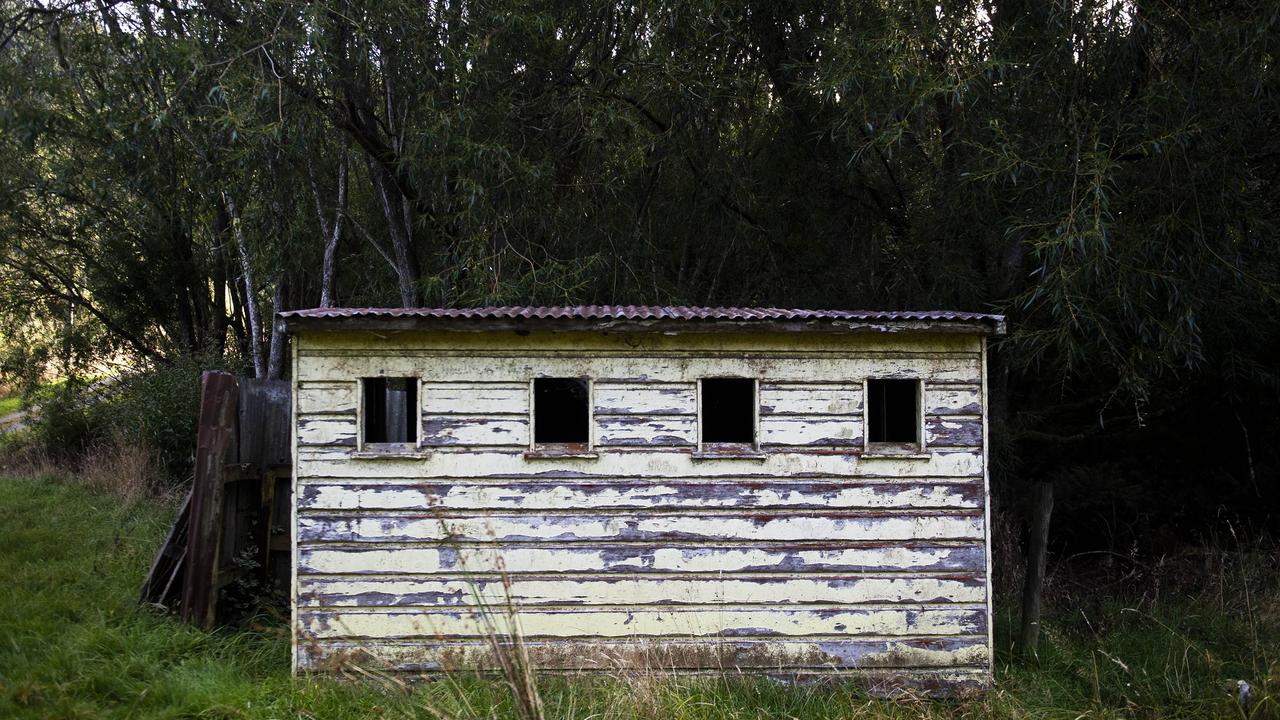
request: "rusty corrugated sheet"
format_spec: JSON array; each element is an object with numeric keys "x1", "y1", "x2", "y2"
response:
[
  {"x1": 282, "y1": 305, "x2": 1001, "y2": 323},
  {"x1": 280, "y1": 305, "x2": 1006, "y2": 334}
]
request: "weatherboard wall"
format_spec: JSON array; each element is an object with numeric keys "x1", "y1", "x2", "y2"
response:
[{"x1": 290, "y1": 330, "x2": 992, "y2": 690}]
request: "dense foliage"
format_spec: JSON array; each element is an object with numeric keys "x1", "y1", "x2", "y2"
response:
[{"x1": 1, "y1": 1, "x2": 1277, "y2": 548}]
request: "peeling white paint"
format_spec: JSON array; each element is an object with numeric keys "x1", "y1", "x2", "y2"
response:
[
  {"x1": 291, "y1": 329, "x2": 994, "y2": 686},
  {"x1": 302, "y1": 607, "x2": 987, "y2": 639},
  {"x1": 297, "y1": 482, "x2": 981, "y2": 511},
  {"x1": 297, "y1": 576, "x2": 987, "y2": 607}
]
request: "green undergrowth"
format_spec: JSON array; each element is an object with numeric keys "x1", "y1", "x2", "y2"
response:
[
  {"x1": 0, "y1": 474, "x2": 1274, "y2": 719},
  {"x1": 0, "y1": 388, "x2": 21, "y2": 416}
]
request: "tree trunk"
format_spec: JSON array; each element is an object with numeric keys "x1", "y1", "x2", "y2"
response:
[
  {"x1": 1020, "y1": 481, "x2": 1054, "y2": 657},
  {"x1": 308, "y1": 152, "x2": 348, "y2": 308},
  {"x1": 223, "y1": 192, "x2": 265, "y2": 378},
  {"x1": 211, "y1": 206, "x2": 230, "y2": 356},
  {"x1": 266, "y1": 277, "x2": 287, "y2": 380},
  {"x1": 368, "y1": 159, "x2": 420, "y2": 307}
]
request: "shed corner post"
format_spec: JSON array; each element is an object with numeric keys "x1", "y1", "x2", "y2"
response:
[{"x1": 289, "y1": 335, "x2": 301, "y2": 674}]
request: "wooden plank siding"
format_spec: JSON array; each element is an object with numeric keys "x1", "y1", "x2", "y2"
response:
[{"x1": 291, "y1": 330, "x2": 992, "y2": 689}]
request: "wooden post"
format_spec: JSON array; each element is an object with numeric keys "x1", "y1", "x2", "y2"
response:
[
  {"x1": 1020, "y1": 481, "x2": 1054, "y2": 657},
  {"x1": 181, "y1": 371, "x2": 239, "y2": 628}
]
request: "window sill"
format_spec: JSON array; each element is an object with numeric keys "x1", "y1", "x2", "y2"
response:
[
  {"x1": 692, "y1": 444, "x2": 768, "y2": 461},
  {"x1": 352, "y1": 445, "x2": 432, "y2": 460},
  {"x1": 524, "y1": 447, "x2": 599, "y2": 460},
  {"x1": 861, "y1": 444, "x2": 931, "y2": 460}
]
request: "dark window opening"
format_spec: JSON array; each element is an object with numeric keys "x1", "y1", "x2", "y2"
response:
[
  {"x1": 868, "y1": 379, "x2": 919, "y2": 444},
  {"x1": 534, "y1": 378, "x2": 589, "y2": 444},
  {"x1": 363, "y1": 377, "x2": 417, "y2": 444},
  {"x1": 701, "y1": 378, "x2": 756, "y2": 444}
]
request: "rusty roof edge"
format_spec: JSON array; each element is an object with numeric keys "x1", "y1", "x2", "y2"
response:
[{"x1": 277, "y1": 306, "x2": 1006, "y2": 336}]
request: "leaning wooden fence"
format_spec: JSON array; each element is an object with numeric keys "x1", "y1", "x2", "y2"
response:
[{"x1": 139, "y1": 371, "x2": 292, "y2": 628}]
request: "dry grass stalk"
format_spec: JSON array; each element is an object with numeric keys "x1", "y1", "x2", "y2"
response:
[{"x1": 78, "y1": 432, "x2": 159, "y2": 502}]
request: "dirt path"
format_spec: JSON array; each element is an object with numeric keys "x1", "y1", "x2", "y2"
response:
[{"x1": 0, "y1": 409, "x2": 27, "y2": 434}]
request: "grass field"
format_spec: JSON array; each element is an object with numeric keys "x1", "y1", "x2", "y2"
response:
[
  {"x1": 0, "y1": 475, "x2": 1274, "y2": 720},
  {"x1": 0, "y1": 389, "x2": 20, "y2": 417}
]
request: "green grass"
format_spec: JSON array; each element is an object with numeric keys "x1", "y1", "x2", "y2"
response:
[
  {"x1": 0, "y1": 475, "x2": 1274, "y2": 719},
  {"x1": 0, "y1": 376, "x2": 76, "y2": 416},
  {"x1": 0, "y1": 390, "x2": 20, "y2": 416}
]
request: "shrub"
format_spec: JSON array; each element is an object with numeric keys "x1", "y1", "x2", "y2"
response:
[
  {"x1": 3, "y1": 355, "x2": 245, "y2": 492},
  {"x1": 89, "y1": 356, "x2": 244, "y2": 487}
]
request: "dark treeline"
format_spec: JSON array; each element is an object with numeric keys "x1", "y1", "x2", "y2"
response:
[{"x1": 1, "y1": 1, "x2": 1277, "y2": 558}]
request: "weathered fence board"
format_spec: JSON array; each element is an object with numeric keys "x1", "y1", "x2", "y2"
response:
[
  {"x1": 142, "y1": 372, "x2": 293, "y2": 629},
  {"x1": 239, "y1": 379, "x2": 292, "y2": 467},
  {"x1": 181, "y1": 372, "x2": 239, "y2": 627}
]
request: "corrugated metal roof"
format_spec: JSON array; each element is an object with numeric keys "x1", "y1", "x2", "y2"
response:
[
  {"x1": 282, "y1": 305, "x2": 994, "y2": 322},
  {"x1": 280, "y1": 306, "x2": 1005, "y2": 334}
]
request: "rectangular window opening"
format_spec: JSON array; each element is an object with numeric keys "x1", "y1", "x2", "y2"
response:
[
  {"x1": 362, "y1": 377, "x2": 418, "y2": 445},
  {"x1": 867, "y1": 378, "x2": 919, "y2": 445},
  {"x1": 533, "y1": 378, "x2": 590, "y2": 446},
  {"x1": 700, "y1": 378, "x2": 756, "y2": 445}
]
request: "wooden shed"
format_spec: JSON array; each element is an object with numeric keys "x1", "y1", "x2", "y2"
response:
[{"x1": 279, "y1": 306, "x2": 1006, "y2": 693}]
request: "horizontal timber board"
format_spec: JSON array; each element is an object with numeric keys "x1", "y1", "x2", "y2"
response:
[
  {"x1": 923, "y1": 387, "x2": 982, "y2": 416},
  {"x1": 297, "y1": 331, "x2": 985, "y2": 354},
  {"x1": 298, "y1": 543, "x2": 986, "y2": 575},
  {"x1": 297, "y1": 575, "x2": 986, "y2": 606},
  {"x1": 421, "y1": 383, "x2": 528, "y2": 415},
  {"x1": 297, "y1": 383, "x2": 357, "y2": 415},
  {"x1": 298, "y1": 636, "x2": 990, "y2": 671},
  {"x1": 296, "y1": 512, "x2": 984, "y2": 543},
  {"x1": 760, "y1": 418, "x2": 862, "y2": 446},
  {"x1": 924, "y1": 417, "x2": 983, "y2": 448},
  {"x1": 596, "y1": 416, "x2": 696, "y2": 446},
  {"x1": 594, "y1": 384, "x2": 696, "y2": 415},
  {"x1": 422, "y1": 668, "x2": 995, "y2": 695},
  {"x1": 759, "y1": 385, "x2": 862, "y2": 415},
  {"x1": 296, "y1": 481, "x2": 983, "y2": 512},
  {"x1": 296, "y1": 448, "x2": 983, "y2": 478},
  {"x1": 298, "y1": 607, "x2": 987, "y2": 639},
  {"x1": 296, "y1": 474, "x2": 983, "y2": 486},
  {"x1": 296, "y1": 355, "x2": 982, "y2": 385},
  {"x1": 422, "y1": 416, "x2": 529, "y2": 446},
  {"x1": 299, "y1": 417, "x2": 357, "y2": 447}
]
